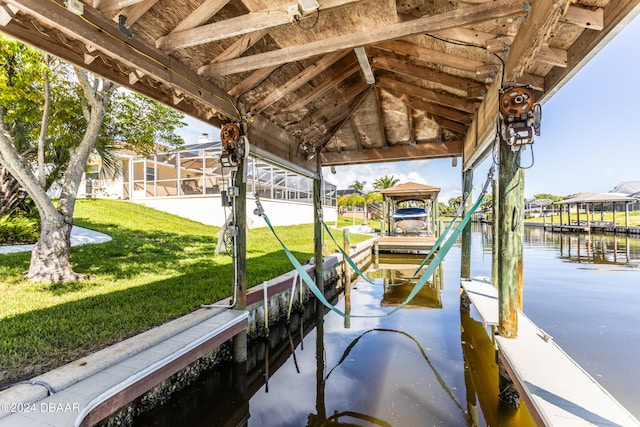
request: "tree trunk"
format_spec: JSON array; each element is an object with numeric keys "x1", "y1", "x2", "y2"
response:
[{"x1": 27, "y1": 211, "x2": 85, "y2": 282}]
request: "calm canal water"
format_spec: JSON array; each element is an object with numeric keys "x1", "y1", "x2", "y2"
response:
[{"x1": 135, "y1": 226, "x2": 640, "y2": 426}]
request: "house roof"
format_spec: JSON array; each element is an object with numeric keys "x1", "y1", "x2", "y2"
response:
[
  {"x1": 555, "y1": 192, "x2": 637, "y2": 205},
  {"x1": 379, "y1": 181, "x2": 440, "y2": 201},
  {"x1": 611, "y1": 181, "x2": 640, "y2": 195},
  {"x1": 1, "y1": 0, "x2": 638, "y2": 175}
]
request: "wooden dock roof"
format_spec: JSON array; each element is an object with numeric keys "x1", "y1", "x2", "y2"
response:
[{"x1": 1, "y1": 0, "x2": 639, "y2": 174}]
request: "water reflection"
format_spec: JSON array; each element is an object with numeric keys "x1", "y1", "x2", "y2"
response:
[{"x1": 135, "y1": 249, "x2": 538, "y2": 426}]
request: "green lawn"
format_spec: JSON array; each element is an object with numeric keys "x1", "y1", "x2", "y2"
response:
[{"x1": 0, "y1": 199, "x2": 370, "y2": 385}]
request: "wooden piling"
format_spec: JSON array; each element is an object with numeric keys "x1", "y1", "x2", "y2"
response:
[
  {"x1": 491, "y1": 179, "x2": 499, "y2": 287},
  {"x1": 497, "y1": 144, "x2": 524, "y2": 339},
  {"x1": 343, "y1": 228, "x2": 351, "y2": 329},
  {"x1": 232, "y1": 133, "x2": 248, "y2": 363},
  {"x1": 461, "y1": 169, "x2": 473, "y2": 278}
]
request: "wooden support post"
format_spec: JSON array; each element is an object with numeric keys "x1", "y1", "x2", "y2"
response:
[
  {"x1": 497, "y1": 144, "x2": 524, "y2": 339},
  {"x1": 432, "y1": 194, "x2": 439, "y2": 237},
  {"x1": 461, "y1": 169, "x2": 473, "y2": 278},
  {"x1": 343, "y1": 228, "x2": 351, "y2": 329},
  {"x1": 491, "y1": 179, "x2": 499, "y2": 287},
  {"x1": 381, "y1": 197, "x2": 387, "y2": 237},
  {"x1": 232, "y1": 121, "x2": 248, "y2": 364},
  {"x1": 314, "y1": 155, "x2": 324, "y2": 296}
]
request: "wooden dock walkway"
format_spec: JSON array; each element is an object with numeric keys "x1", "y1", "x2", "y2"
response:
[
  {"x1": 461, "y1": 277, "x2": 640, "y2": 427},
  {"x1": 374, "y1": 235, "x2": 436, "y2": 254},
  {"x1": 0, "y1": 308, "x2": 248, "y2": 427}
]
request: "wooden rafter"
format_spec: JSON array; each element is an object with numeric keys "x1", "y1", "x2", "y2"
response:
[
  {"x1": 252, "y1": 50, "x2": 350, "y2": 113},
  {"x1": 315, "y1": 88, "x2": 372, "y2": 149},
  {"x1": 405, "y1": 97, "x2": 472, "y2": 125},
  {"x1": 210, "y1": 30, "x2": 267, "y2": 63},
  {"x1": 198, "y1": 0, "x2": 528, "y2": 76},
  {"x1": 321, "y1": 139, "x2": 463, "y2": 165},
  {"x1": 378, "y1": 76, "x2": 478, "y2": 114},
  {"x1": 115, "y1": 0, "x2": 159, "y2": 25},
  {"x1": 228, "y1": 65, "x2": 279, "y2": 98},
  {"x1": 373, "y1": 40, "x2": 490, "y2": 75},
  {"x1": 282, "y1": 61, "x2": 360, "y2": 113},
  {"x1": 171, "y1": 0, "x2": 230, "y2": 33},
  {"x1": 371, "y1": 54, "x2": 486, "y2": 97},
  {"x1": 156, "y1": 0, "x2": 363, "y2": 52}
]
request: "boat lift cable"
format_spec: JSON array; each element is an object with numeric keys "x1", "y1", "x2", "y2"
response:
[{"x1": 256, "y1": 166, "x2": 492, "y2": 318}]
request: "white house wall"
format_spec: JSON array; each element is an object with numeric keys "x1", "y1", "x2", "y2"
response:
[{"x1": 134, "y1": 195, "x2": 337, "y2": 229}]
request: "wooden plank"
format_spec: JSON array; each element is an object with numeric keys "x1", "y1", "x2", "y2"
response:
[
  {"x1": 210, "y1": 30, "x2": 268, "y2": 63},
  {"x1": 156, "y1": 0, "x2": 364, "y2": 52},
  {"x1": 171, "y1": 0, "x2": 230, "y2": 33},
  {"x1": 405, "y1": 96, "x2": 472, "y2": 124},
  {"x1": 117, "y1": 0, "x2": 159, "y2": 25},
  {"x1": 281, "y1": 61, "x2": 360, "y2": 112},
  {"x1": 460, "y1": 277, "x2": 499, "y2": 325},
  {"x1": 228, "y1": 65, "x2": 279, "y2": 98},
  {"x1": 252, "y1": 50, "x2": 350, "y2": 113},
  {"x1": 373, "y1": 40, "x2": 486, "y2": 73},
  {"x1": 461, "y1": 277, "x2": 640, "y2": 427},
  {"x1": 320, "y1": 139, "x2": 463, "y2": 165},
  {"x1": 504, "y1": 0, "x2": 571, "y2": 84},
  {"x1": 371, "y1": 55, "x2": 486, "y2": 96},
  {"x1": 497, "y1": 314, "x2": 640, "y2": 427},
  {"x1": 563, "y1": 5, "x2": 604, "y2": 31},
  {"x1": 198, "y1": 0, "x2": 528, "y2": 76},
  {"x1": 378, "y1": 76, "x2": 478, "y2": 114}
]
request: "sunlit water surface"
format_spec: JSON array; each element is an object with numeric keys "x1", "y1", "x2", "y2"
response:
[{"x1": 134, "y1": 226, "x2": 640, "y2": 426}]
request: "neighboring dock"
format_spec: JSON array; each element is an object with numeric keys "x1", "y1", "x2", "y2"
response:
[
  {"x1": 461, "y1": 277, "x2": 640, "y2": 427},
  {"x1": 374, "y1": 235, "x2": 436, "y2": 254},
  {"x1": 0, "y1": 308, "x2": 248, "y2": 427}
]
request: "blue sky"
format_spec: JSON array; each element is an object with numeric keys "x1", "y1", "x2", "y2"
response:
[{"x1": 179, "y1": 11, "x2": 640, "y2": 202}]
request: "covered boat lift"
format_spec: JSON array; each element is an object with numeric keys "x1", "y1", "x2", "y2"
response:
[
  {"x1": 553, "y1": 191, "x2": 638, "y2": 231},
  {"x1": 1, "y1": 0, "x2": 640, "y2": 424}
]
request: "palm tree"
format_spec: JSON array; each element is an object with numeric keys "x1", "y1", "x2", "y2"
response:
[
  {"x1": 348, "y1": 180, "x2": 366, "y2": 193},
  {"x1": 373, "y1": 175, "x2": 399, "y2": 190}
]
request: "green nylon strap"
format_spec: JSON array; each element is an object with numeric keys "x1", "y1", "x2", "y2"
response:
[
  {"x1": 322, "y1": 222, "x2": 378, "y2": 285},
  {"x1": 260, "y1": 182, "x2": 486, "y2": 318}
]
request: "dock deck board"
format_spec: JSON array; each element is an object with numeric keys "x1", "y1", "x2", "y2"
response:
[
  {"x1": 461, "y1": 277, "x2": 640, "y2": 427},
  {"x1": 375, "y1": 235, "x2": 436, "y2": 253},
  {"x1": 0, "y1": 309, "x2": 248, "y2": 427}
]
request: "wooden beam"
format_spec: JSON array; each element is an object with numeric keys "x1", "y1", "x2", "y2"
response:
[
  {"x1": 286, "y1": 81, "x2": 369, "y2": 134},
  {"x1": 349, "y1": 117, "x2": 364, "y2": 151},
  {"x1": 535, "y1": 45, "x2": 567, "y2": 68},
  {"x1": 117, "y1": 0, "x2": 159, "y2": 25},
  {"x1": 462, "y1": 79, "x2": 499, "y2": 169},
  {"x1": 378, "y1": 76, "x2": 478, "y2": 114},
  {"x1": 282, "y1": 61, "x2": 359, "y2": 112},
  {"x1": 98, "y1": 0, "x2": 141, "y2": 13},
  {"x1": 198, "y1": 0, "x2": 528, "y2": 76},
  {"x1": 171, "y1": 0, "x2": 230, "y2": 33},
  {"x1": 563, "y1": 5, "x2": 604, "y2": 31},
  {"x1": 371, "y1": 54, "x2": 486, "y2": 97},
  {"x1": 210, "y1": 30, "x2": 268, "y2": 63},
  {"x1": 227, "y1": 65, "x2": 279, "y2": 98},
  {"x1": 252, "y1": 50, "x2": 350, "y2": 113},
  {"x1": 157, "y1": 0, "x2": 363, "y2": 52},
  {"x1": 376, "y1": 40, "x2": 483, "y2": 73},
  {"x1": 544, "y1": 0, "x2": 640, "y2": 104},
  {"x1": 316, "y1": 88, "x2": 372, "y2": 149},
  {"x1": 406, "y1": 96, "x2": 472, "y2": 124},
  {"x1": 504, "y1": 0, "x2": 571, "y2": 84},
  {"x1": 321, "y1": 139, "x2": 463, "y2": 165}
]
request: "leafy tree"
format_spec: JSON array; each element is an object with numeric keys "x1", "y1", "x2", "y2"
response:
[
  {"x1": 533, "y1": 193, "x2": 564, "y2": 203},
  {"x1": 362, "y1": 191, "x2": 382, "y2": 224},
  {"x1": 373, "y1": 175, "x2": 399, "y2": 190},
  {"x1": 0, "y1": 37, "x2": 185, "y2": 282}
]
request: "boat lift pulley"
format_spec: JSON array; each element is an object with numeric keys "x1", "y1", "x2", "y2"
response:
[
  {"x1": 498, "y1": 86, "x2": 541, "y2": 149},
  {"x1": 219, "y1": 122, "x2": 248, "y2": 167}
]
